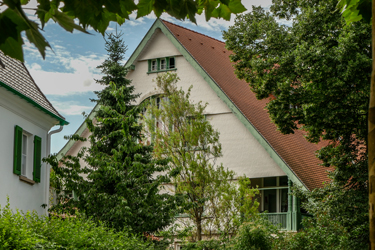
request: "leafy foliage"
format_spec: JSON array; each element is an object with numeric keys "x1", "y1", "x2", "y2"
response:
[
  {"x1": 0, "y1": 0, "x2": 246, "y2": 63},
  {"x1": 224, "y1": 1, "x2": 370, "y2": 248},
  {"x1": 45, "y1": 33, "x2": 179, "y2": 234},
  {"x1": 144, "y1": 73, "x2": 259, "y2": 241},
  {"x1": 0, "y1": 199, "x2": 155, "y2": 250}
]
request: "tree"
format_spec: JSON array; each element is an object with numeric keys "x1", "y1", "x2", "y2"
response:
[
  {"x1": 144, "y1": 73, "x2": 259, "y2": 241},
  {"x1": 0, "y1": 0, "x2": 246, "y2": 64},
  {"x1": 336, "y1": 0, "x2": 375, "y2": 248},
  {"x1": 224, "y1": 1, "x2": 370, "y2": 248},
  {"x1": 45, "y1": 32, "x2": 179, "y2": 234}
]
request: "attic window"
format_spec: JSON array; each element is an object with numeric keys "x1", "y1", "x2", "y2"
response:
[
  {"x1": 151, "y1": 60, "x2": 157, "y2": 71},
  {"x1": 147, "y1": 57, "x2": 177, "y2": 74}
]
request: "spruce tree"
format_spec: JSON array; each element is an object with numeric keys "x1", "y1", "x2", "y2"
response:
[{"x1": 48, "y1": 33, "x2": 178, "y2": 234}]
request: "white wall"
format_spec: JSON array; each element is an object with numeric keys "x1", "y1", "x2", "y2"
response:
[
  {"x1": 0, "y1": 87, "x2": 58, "y2": 215},
  {"x1": 126, "y1": 31, "x2": 285, "y2": 178}
]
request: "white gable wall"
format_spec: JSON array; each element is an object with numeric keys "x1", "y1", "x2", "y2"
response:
[
  {"x1": 0, "y1": 88, "x2": 57, "y2": 215},
  {"x1": 127, "y1": 30, "x2": 285, "y2": 178}
]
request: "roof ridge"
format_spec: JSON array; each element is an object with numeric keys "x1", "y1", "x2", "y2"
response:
[{"x1": 160, "y1": 19, "x2": 225, "y2": 45}]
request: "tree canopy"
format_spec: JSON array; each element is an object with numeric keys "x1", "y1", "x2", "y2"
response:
[
  {"x1": 224, "y1": 1, "x2": 371, "y2": 248},
  {"x1": 0, "y1": 0, "x2": 246, "y2": 63}
]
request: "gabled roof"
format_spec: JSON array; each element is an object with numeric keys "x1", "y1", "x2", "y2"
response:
[
  {"x1": 0, "y1": 52, "x2": 68, "y2": 125},
  {"x1": 59, "y1": 19, "x2": 328, "y2": 190},
  {"x1": 158, "y1": 19, "x2": 329, "y2": 190}
]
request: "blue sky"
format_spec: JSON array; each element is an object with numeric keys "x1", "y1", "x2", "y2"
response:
[{"x1": 22, "y1": 0, "x2": 273, "y2": 154}]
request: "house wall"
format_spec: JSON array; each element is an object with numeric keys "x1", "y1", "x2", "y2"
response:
[
  {"x1": 0, "y1": 87, "x2": 57, "y2": 215},
  {"x1": 127, "y1": 30, "x2": 285, "y2": 178}
]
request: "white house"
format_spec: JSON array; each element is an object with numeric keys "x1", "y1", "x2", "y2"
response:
[
  {"x1": 0, "y1": 52, "x2": 68, "y2": 215},
  {"x1": 58, "y1": 19, "x2": 329, "y2": 231}
]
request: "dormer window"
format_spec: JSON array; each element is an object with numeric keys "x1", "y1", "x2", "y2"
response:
[
  {"x1": 169, "y1": 57, "x2": 175, "y2": 69},
  {"x1": 160, "y1": 59, "x2": 166, "y2": 70},
  {"x1": 151, "y1": 60, "x2": 157, "y2": 71},
  {"x1": 147, "y1": 57, "x2": 177, "y2": 74}
]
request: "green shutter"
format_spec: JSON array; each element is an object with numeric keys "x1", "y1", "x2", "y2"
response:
[
  {"x1": 13, "y1": 125, "x2": 23, "y2": 175},
  {"x1": 166, "y1": 57, "x2": 170, "y2": 69},
  {"x1": 157, "y1": 58, "x2": 160, "y2": 70},
  {"x1": 148, "y1": 60, "x2": 151, "y2": 72},
  {"x1": 33, "y1": 135, "x2": 42, "y2": 183}
]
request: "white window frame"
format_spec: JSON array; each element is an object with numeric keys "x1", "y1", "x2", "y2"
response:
[{"x1": 21, "y1": 131, "x2": 33, "y2": 179}]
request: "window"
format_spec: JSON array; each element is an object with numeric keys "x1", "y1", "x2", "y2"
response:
[
  {"x1": 251, "y1": 176, "x2": 289, "y2": 213},
  {"x1": 147, "y1": 57, "x2": 177, "y2": 73},
  {"x1": 151, "y1": 60, "x2": 157, "y2": 71},
  {"x1": 169, "y1": 57, "x2": 175, "y2": 69},
  {"x1": 160, "y1": 58, "x2": 166, "y2": 70},
  {"x1": 13, "y1": 125, "x2": 42, "y2": 183}
]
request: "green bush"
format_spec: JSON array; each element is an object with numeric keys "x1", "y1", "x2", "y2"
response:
[{"x1": 0, "y1": 201, "x2": 155, "y2": 250}]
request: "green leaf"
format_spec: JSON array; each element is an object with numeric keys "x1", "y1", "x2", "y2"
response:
[
  {"x1": 25, "y1": 20, "x2": 51, "y2": 59},
  {"x1": 136, "y1": 0, "x2": 154, "y2": 18},
  {"x1": 36, "y1": 0, "x2": 52, "y2": 29},
  {"x1": 228, "y1": 0, "x2": 247, "y2": 14},
  {"x1": 0, "y1": 36, "x2": 24, "y2": 62},
  {"x1": 52, "y1": 11, "x2": 89, "y2": 34},
  {"x1": 0, "y1": 8, "x2": 29, "y2": 44},
  {"x1": 20, "y1": 0, "x2": 29, "y2": 4},
  {"x1": 211, "y1": 4, "x2": 231, "y2": 20}
]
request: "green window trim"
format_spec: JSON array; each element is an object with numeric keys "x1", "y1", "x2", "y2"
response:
[
  {"x1": 13, "y1": 125, "x2": 23, "y2": 175},
  {"x1": 33, "y1": 135, "x2": 42, "y2": 183},
  {"x1": 147, "y1": 57, "x2": 177, "y2": 74}
]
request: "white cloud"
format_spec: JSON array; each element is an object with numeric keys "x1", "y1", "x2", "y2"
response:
[
  {"x1": 26, "y1": 44, "x2": 107, "y2": 96},
  {"x1": 49, "y1": 101, "x2": 94, "y2": 116}
]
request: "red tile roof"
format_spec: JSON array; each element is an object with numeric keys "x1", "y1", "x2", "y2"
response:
[
  {"x1": 161, "y1": 19, "x2": 329, "y2": 190},
  {"x1": 0, "y1": 52, "x2": 65, "y2": 120}
]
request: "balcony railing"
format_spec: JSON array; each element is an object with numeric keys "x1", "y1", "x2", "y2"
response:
[{"x1": 260, "y1": 212, "x2": 288, "y2": 229}]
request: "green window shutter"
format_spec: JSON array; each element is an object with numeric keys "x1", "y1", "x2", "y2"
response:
[
  {"x1": 166, "y1": 57, "x2": 170, "y2": 69},
  {"x1": 33, "y1": 135, "x2": 42, "y2": 183},
  {"x1": 13, "y1": 125, "x2": 23, "y2": 175},
  {"x1": 148, "y1": 60, "x2": 151, "y2": 72},
  {"x1": 157, "y1": 58, "x2": 160, "y2": 70}
]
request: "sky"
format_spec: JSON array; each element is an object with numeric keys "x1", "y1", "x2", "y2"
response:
[{"x1": 22, "y1": 0, "x2": 273, "y2": 154}]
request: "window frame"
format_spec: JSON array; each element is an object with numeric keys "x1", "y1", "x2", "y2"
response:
[{"x1": 147, "y1": 57, "x2": 177, "y2": 74}]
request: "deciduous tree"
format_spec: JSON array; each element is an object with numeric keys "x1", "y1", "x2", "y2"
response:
[
  {"x1": 224, "y1": 2, "x2": 371, "y2": 248},
  {"x1": 144, "y1": 73, "x2": 259, "y2": 241}
]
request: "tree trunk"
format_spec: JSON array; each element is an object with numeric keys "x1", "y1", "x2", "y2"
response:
[
  {"x1": 196, "y1": 217, "x2": 202, "y2": 241},
  {"x1": 370, "y1": 2, "x2": 375, "y2": 249}
]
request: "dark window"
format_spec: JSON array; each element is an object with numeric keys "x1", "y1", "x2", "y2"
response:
[
  {"x1": 279, "y1": 176, "x2": 288, "y2": 186},
  {"x1": 264, "y1": 177, "x2": 277, "y2": 187},
  {"x1": 169, "y1": 57, "x2": 175, "y2": 69}
]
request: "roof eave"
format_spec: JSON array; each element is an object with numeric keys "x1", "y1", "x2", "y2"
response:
[{"x1": 0, "y1": 81, "x2": 69, "y2": 126}]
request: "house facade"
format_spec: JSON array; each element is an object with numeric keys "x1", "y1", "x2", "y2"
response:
[
  {"x1": 58, "y1": 19, "x2": 329, "y2": 231},
  {"x1": 0, "y1": 52, "x2": 68, "y2": 215}
]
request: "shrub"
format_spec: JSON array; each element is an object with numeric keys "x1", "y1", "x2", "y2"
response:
[{"x1": 0, "y1": 200, "x2": 155, "y2": 250}]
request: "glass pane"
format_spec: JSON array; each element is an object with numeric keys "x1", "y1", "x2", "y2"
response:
[
  {"x1": 263, "y1": 189, "x2": 277, "y2": 213},
  {"x1": 264, "y1": 177, "x2": 277, "y2": 187},
  {"x1": 169, "y1": 57, "x2": 175, "y2": 68},
  {"x1": 160, "y1": 59, "x2": 166, "y2": 69},
  {"x1": 250, "y1": 178, "x2": 262, "y2": 188},
  {"x1": 151, "y1": 60, "x2": 157, "y2": 71},
  {"x1": 280, "y1": 189, "x2": 289, "y2": 212},
  {"x1": 22, "y1": 134, "x2": 27, "y2": 154},
  {"x1": 21, "y1": 155, "x2": 26, "y2": 176},
  {"x1": 279, "y1": 176, "x2": 288, "y2": 186}
]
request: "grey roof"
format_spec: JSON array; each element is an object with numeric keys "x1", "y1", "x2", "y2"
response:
[{"x1": 0, "y1": 52, "x2": 65, "y2": 121}]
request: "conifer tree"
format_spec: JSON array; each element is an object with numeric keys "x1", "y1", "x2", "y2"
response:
[{"x1": 47, "y1": 33, "x2": 179, "y2": 234}]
